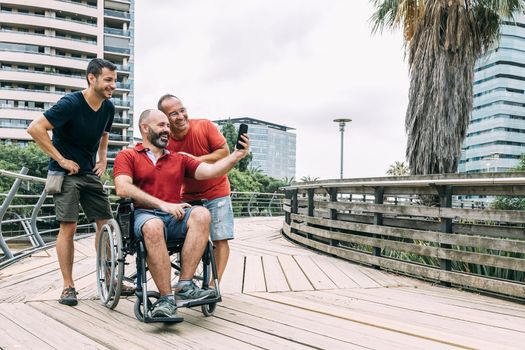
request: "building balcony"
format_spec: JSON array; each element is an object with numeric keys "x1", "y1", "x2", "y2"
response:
[
  {"x1": 104, "y1": 27, "x2": 130, "y2": 37},
  {"x1": 0, "y1": 87, "x2": 63, "y2": 104},
  {"x1": 3, "y1": 0, "x2": 97, "y2": 16},
  {"x1": 104, "y1": 9, "x2": 130, "y2": 20},
  {"x1": 104, "y1": 46, "x2": 131, "y2": 55},
  {"x1": 0, "y1": 68, "x2": 85, "y2": 90},
  {"x1": 0, "y1": 50, "x2": 89, "y2": 71},
  {"x1": 0, "y1": 30, "x2": 97, "y2": 54},
  {"x1": 112, "y1": 98, "x2": 131, "y2": 108},
  {"x1": 0, "y1": 12, "x2": 98, "y2": 36},
  {"x1": 116, "y1": 82, "x2": 131, "y2": 90}
]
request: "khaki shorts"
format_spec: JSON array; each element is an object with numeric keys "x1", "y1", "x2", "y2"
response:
[{"x1": 53, "y1": 174, "x2": 113, "y2": 222}]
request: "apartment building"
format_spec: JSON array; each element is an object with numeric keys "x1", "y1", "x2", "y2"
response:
[
  {"x1": 215, "y1": 117, "x2": 296, "y2": 180},
  {"x1": 459, "y1": 14, "x2": 525, "y2": 173},
  {"x1": 0, "y1": 0, "x2": 134, "y2": 162}
]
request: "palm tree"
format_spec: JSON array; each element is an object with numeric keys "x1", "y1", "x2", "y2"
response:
[
  {"x1": 300, "y1": 175, "x2": 320, "y2": 182},
  {"x1": 371, "y1": 0, "x2": 523, "y2": 175},
  {"x1": 386, "y1": 161, "x2": 409, "y2": 176}
]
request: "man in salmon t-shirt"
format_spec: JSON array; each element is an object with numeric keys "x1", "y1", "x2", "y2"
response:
[{"x1": 158, "y1": 94, "x2": 237, "y2": 283}]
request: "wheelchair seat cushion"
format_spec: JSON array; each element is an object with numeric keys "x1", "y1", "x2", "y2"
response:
[{"x1": 133, "y1": 207, "x2": 194, "y2": 244}]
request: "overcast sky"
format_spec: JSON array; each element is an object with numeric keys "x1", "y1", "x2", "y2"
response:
[{"x1": 134, "y1": 0, "x2": 409, "y2": 180}]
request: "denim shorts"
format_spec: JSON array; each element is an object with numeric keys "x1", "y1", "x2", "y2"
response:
[
  {"x1": 190, "y1": 196, "x2": 234, "y2": 241},
  {"x1": 133, "y1": 207, "x2": 194, "y2": 244}
]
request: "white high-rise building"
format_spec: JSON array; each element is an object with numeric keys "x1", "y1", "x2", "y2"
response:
[
  {"x1": 0, "y1": 0, "x2": 134, "y2": 162},
  {"x1": 460, "y1": 15, "x2": 525, "y2": 173}
]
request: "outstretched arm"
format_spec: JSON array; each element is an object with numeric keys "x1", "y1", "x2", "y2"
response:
[
  {"x1": 194, "y1": 134, "x2": 250, "y2": 180},
  {"x1": 179, "y1": 143, "x2": 230, "y2": 164},
  {"x1": 114, "y1": 174, "x2": 190, "y2": 219},
  {"x1": 27, "y1": 115, "x2": 80, "y2": 175}
]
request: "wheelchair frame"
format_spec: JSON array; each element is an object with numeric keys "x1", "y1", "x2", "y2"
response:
[{"x1": 96, "y1": 198, "x2": 222, "y2": 323}]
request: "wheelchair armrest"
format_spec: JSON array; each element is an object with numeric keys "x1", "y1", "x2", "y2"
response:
[
  {"x1": 116, "y1": 198, "x2": 134, "y2": 243},
  {"x1": 117, "y1": 197, "x2": 133, "y2": 205}
]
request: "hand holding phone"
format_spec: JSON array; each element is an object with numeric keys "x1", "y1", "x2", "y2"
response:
[{"x1": 236, "y1": 124, "x2": 249, "y2": 150}]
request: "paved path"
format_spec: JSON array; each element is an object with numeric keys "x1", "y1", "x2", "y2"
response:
[{"x1": 1, "y1": 217, "x2": 525, "y2": 349}]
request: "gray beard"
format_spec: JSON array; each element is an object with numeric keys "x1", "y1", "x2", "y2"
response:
[{"x1": 149, "y1": 130, "x2": 168, "y2": 148}]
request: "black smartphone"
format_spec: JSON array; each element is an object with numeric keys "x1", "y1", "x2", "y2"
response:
[{"x1": 235, "y1": 123, "x2": 248, "y2": 150}]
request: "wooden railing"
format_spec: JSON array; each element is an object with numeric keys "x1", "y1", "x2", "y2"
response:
[{"x1": 282, "y1": 172, "x2": 525, "y2": 300}]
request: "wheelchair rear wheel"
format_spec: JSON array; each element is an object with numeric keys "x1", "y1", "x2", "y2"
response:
[{"x1": 96, "y1": 219, "x2": 124, "y2": 309}]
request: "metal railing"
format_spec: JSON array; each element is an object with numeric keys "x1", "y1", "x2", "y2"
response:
[
  {"x1": 282, "y1": 172, "x2": 525, "y2": 300},
  {"x1": 0, "y1": 168, "x2": 284, "y2": 269}
]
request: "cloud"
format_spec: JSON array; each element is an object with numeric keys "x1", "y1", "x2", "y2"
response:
[{"x1": 134, "y1": 0, "x2": 409, "y2": 179}]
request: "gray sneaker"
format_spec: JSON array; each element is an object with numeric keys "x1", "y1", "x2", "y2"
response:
[
  {"x1": 174, "y1": 282, "x2": 216, "y2": 306},
  {"x1": 151, "y1": 296, "x2": 178, "y2": 318}
]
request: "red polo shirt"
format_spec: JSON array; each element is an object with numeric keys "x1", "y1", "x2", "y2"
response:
[
  {"x1": 167, "y1": 119, "x2": 231, "y2": 202},
  {"x1": 113, "y1": 143, "x2": 201, "y2": 207}
]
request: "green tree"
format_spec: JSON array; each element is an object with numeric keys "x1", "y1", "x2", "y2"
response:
[
  {"x1": 371, "y1": 0, "x2": 524, "y2": 175},
  {"x1": 386, "y1": 161, "x2": 409, "y2": 176},
  {"x1": 220, "y1": 121, "x2": 252, "y2": 171},
  {"x1": 0, "y1": 143, "x2": 49, "y2": 194}
]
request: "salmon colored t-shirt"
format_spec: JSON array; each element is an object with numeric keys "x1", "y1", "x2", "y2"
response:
[{"x1": 166, "y1": 119, "x2": 231, "y2": 202}]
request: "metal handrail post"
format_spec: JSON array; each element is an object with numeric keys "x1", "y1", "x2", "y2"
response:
[
  {"x1": 247, "y1": 193, "x2": 255, "y2": 217},
  {"x1": 29, "y1": 189, "x2": 48, "y2": 248},
  {"x1": 0, "y1": 167, "x2": 29, "y2": 259},
  {"x1": 268, "y1": 192, "x2": 277, "y2": 217}
]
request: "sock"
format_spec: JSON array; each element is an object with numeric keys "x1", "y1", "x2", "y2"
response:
[{"x1": 175, "y1": 279, "x2": 192, "y2": 290}]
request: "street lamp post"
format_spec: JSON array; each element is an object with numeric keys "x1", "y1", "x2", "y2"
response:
[{"x1": 333, "y1": 118, "x2": 352, "y2": 179}]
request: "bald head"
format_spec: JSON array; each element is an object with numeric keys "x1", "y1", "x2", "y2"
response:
[
  {"x1": 138, "y1": 109, "x2": 157, "y2": 126},
  {"x1": 138, "y1": 109, "x2": 170, "y2": 148},
  {"x1": 157, "y1": 94, "x2": 180, "y2": 112}
]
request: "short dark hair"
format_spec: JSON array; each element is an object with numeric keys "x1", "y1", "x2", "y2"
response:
[
  {"x1": 157, "y1": 94, "x2": 180, "y2": 111},
  {"x1": 86, "y1": 58, "x2": 117, "y2": 85}
]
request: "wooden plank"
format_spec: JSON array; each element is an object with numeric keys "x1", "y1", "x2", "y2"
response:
[
  {"x1": 243, "y1": 255, "x2": 266, "y2": 293},
  {"x1": 219, "y1": 253, "x2": 244, "y2": 294},
  {"x1": 321, "y1": 201, "x2": 525, "y2": 224},
  {"x1": 293, "y1": 255, "x2": 337, "y2": 290},
  {"x1": 262, "y1": 255, "x2": 290, "y2": 292},
  {"x1": 0, "y1": 311, "x2": 55, "y2": 350},
  {"x1": 251, "y1": 291, "x2": 520, "y2": 350},
  {"x1": 310, "y1": 255, "x2": 361, "y2": 289},
  {"x1": 84, "y1": 299, "x2": 262, "y2": 349},
  {"x1": 305, "y1": 289, "x2": 525, "y2": 346},
  {"x1": 1, "y1": 303, "x2": 109, "y2": 349},
  {"x1": 277, "y1": 255, "x2": 314, "y2": 291},
  {"x1": 182, "y1": 307, "x2": 314, "y2": 350},
  {"x1": 333, "y1": 287, "x2": 525, "y2": 333},
  {"x1": 222, "y1": 293, "x2": 458, "y2": 350},
  {"x1": 211, "y1": 295, "x2": 365, "y2": 349},
  {"x1": 292, "y1": 220, "x2": 525, "y2": 271},
  {"x1": 30, "y1": 301, "x2": 172, "y2": 350},
  {"x1": 293, "y1": 213, "x2": 525, "y2": 254}
]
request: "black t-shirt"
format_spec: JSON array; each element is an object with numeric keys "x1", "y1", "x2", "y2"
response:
[{"x1": 44, "y1": 91, "x2": 114, "y2": 175}]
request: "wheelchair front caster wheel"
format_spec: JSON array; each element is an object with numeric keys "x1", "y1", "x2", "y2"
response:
[
  {"x1": 201, "y1": 302, "x2": 216, "y2": 317},
  {"x1": 134, "y1": 291, "x2": 160, "y2": 322}
]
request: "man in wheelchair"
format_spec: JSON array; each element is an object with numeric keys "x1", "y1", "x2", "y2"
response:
[{"x1": 113, "y1": 109, "x2": 250, "y2": 319}]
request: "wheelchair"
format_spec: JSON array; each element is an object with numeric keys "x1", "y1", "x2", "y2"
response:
[{"x1": 95, "y1": 198, "x2": 222, "y2": 323}]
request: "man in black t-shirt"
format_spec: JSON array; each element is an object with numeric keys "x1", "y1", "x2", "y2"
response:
[{"x1": 28, "y1": 58, "x2": 117, "y2": 306}]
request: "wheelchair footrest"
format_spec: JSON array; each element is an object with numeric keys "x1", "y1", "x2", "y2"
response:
[
  {"x1": 177, "y1": 296, "x2": 222, "y2": 308},
  {"x1": 144, "y1": 315, "x2": 184, "y2": 324}
]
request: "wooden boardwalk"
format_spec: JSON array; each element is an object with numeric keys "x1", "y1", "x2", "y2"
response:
[{"x1": 1, "y1": 216, "x2": 525, "y2": 349}]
